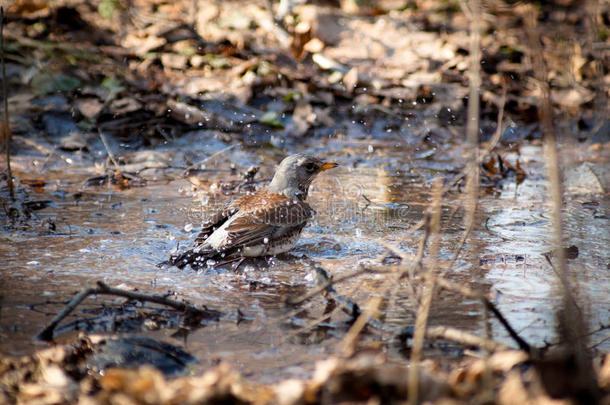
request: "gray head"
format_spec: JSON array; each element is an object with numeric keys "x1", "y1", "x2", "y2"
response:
[{"x1": 267, "y1": 154, "x2": 338, "y2": 199}]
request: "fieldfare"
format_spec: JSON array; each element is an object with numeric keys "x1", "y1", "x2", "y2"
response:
[{"x1": 168, "y1": 154, "x2": 338, "y2": 269}]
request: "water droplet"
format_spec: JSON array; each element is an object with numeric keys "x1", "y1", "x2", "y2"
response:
[
  {"x1": 263, "y1": 237, "x2": 269, "y2": 244},
  {"x1": 184, "y1": 223, "x2": 193, "y2": 232},
  {"x1": 368, "y1": 145, "x2": 374, "y2": 153}
]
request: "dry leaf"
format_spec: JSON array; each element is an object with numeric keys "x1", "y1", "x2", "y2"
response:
[{"x1": 343, "y1": 67, "x2": 359, "y2": 92}]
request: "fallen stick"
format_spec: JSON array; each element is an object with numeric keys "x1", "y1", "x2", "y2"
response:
[
  {"x1": 425, "y1": 326, "x2": 509, "y2": 352},
  {"x1": 37, "y1": 281, "x2": 222, "y2": 341}
]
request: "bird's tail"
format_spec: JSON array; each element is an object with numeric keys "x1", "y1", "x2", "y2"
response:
[{"x1": 159, "y1": 246, "x2": 216, "y2": 270}]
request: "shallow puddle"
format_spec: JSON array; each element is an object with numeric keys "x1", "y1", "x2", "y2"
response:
[{"x1": 1, "y1": 129, "x2": 608, "y2": 381}]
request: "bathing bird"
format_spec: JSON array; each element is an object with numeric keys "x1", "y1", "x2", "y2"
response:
[{"x1": 168, "y1": 154, "x2": 338, "y2": 269}]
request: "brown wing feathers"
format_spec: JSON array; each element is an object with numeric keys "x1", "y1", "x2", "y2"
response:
[{"x1": 194, "y1": 204, "x2": 238, "y2": 245}]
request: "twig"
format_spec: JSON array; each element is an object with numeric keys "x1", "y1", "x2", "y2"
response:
[
  {"x1": 481, "y1": 296, "x2": 532, "y2": 353},
  {"x1": 408, "y1": 178, "x2": 443, "y2": 405},
  {"x1": 432, "y1": 276, "x2": 532, "y2": 353},
  {"x1": 287, "y1": 264, "x2": 384, "y2": 306},
  {"x1": 523, "y1": 6, "x2": 598, "y2": 396},
  {"x1": 308, "y1": 263, "x2": 361, "y2": 319},
  {"x1": 339, "y1": 295, "x2": 382, "y2": 357},
  {"x1": 449, "y1": 84, "x2": 506, "y2": 269},
  {"x1": 183, "y1": 144, "x2": 238, "y2": 175},
  {"x1": 37, "y1": 281, "x2": 221, "y2": 341},
  {"x1": 425, "y1": 326, "x2": 509, "y2": 352},
  {"x1": 13, "y1": 135, "x2": 73, "y2": 167},
  {"x1": 98, "y1": 128, "x2": 120, "y2": 169},
  {"x1": 0, "y1": 7, "x2": 13, "y2": 200},
  {"x1": 284, "y1": 311, "x2": 336, "y2": 340},
  {"x1": 588, "y1": 334, "x2": 610, "y2": 350},
  {"x1": 440, "y1": 84, "x2": 507, "y2": 197}
]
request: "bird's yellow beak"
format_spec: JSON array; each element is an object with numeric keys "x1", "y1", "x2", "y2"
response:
[{"x1": 319, "y1": 162, "x2": 339, "y2": 171}]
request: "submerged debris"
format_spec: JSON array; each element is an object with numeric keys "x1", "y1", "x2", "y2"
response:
[
  {"x1": 84, "y1": 169, "x2": 147, "y2": 189},
  {"x1": 86, "y1": 335, "x2": 197, "y2": 377}
]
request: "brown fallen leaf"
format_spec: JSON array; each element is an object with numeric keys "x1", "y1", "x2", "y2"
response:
[
  {"x1": 343, "y1": 67, "x2": 359, "y2": 93},
  {"x1": 76, "y1": 97, "x2": 104, "y2": 118}
]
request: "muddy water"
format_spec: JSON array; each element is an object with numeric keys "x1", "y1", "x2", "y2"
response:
[{"x1": 1, "y1": 132, "x2": 608, "y2": 381}]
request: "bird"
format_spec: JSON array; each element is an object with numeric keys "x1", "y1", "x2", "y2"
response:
[{"x1": 168, "y1": 154, "x2": 338, "y2": 269}]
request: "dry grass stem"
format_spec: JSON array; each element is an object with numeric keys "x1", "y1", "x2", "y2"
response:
[
  {"x1": 1, "y1": 7, "x2": 13, "y2": 199},
  {"x1": 408, "y1": 178, "x2": 443, "y2": 405},
  {"x1": 284, "y1": 311, "x2": 336, "y2": 341},
  {"x1": 463, "y1": 0, "x2": 481, "y2": 262},
  {"x1": 449, "y1": 85, "x2": 505, "y2": 268},
  {"x1": 183, "y1": 143, "x2": 239, "y2": 175},
  {"x1": 339, "y1": 295, "x2": 383, "y2": 357},
  {"x1": 523, "y1": 4, "x2": 598, "y2": 398},
  {"x1": 287, "y1": 264, "x2": 387, "y2": 305},
  {"x1": 98, "y1": 128, "x2": 120, "y2": 169},
  {"x1": 425, "y1": 326, "x2": 509, "y2": 352}
]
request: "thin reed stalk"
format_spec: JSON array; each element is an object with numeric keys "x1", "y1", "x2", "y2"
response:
[
  {"x1": 1, "y1": 7, "x2": 14, "y2": 200},
  {"x1": 522, "y1": 4, "x2": 598, "y2": 401},
  {"x1": 408, "y1": 178, "x2": 442, "y2": 405}
]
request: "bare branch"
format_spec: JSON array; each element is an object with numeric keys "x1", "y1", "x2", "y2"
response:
[{"x1": 37, "y1": 281, "x2": 222, "y2": 341}]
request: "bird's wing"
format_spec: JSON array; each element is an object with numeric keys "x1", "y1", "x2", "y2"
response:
[
  {"x1": 194, "y1": 203, "x2": 239, "y2": 245},
  {"x1": 221, "y1": 191, "x2": 313, "y2": 248}
]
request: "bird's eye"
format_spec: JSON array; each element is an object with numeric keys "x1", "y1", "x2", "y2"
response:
[{"x1": 304, "y1": 163, "x2": 316, "y2": 173}]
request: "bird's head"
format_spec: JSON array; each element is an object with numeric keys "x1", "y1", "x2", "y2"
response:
[{"x1": 268, "y1": 154, "x2": 338, "y2": 199}]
